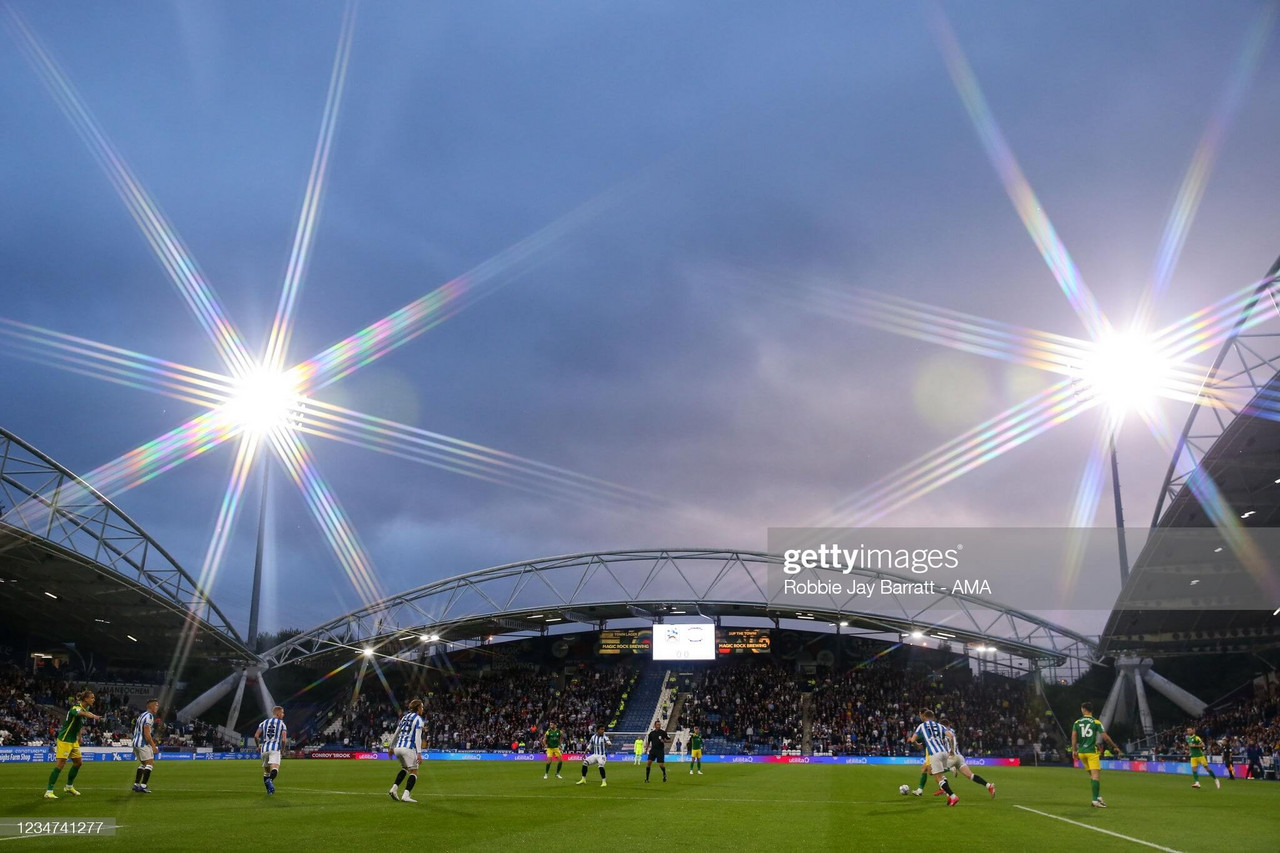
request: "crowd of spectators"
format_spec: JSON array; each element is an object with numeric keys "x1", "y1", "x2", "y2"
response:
[
  {"x1": 317, "y1": 662, "x2": 635, "y2": 752},
  {"x1": 0, "y1": 660, "x2": 222, "y2": 748},
  {"x1": 1149, "y1": 685, "x2": 1280, "y2": 772},
  {"x1": 680, "y1": 659, "x2": 805, "y2": 753},
  {"x1": 807, "y1": 663, "x2": 1050, "y2": 758}
]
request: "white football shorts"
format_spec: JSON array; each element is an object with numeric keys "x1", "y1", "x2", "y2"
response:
[{"x1": 394, "y1": 746, "x2": 420, "y2": 770}]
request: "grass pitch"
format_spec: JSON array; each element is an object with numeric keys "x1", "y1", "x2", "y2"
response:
[{"x1": 2, "y1": 759, "x2": 1276, "y2": 852}]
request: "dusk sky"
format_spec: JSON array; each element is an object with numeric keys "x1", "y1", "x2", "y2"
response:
[{"x1": 3, "y1": 1, "x2": 1278, "y2": 635}]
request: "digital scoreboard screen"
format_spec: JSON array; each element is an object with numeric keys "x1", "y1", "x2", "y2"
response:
[
  {"x1": 717, "y1": 628, "x2": 771, "y2": 654},
  {"x1": 651, "y1": 623, "x2": 716, "y2": 660},
  {"x1": 599, "y1": 629, "x2": 650, "y2": 654}
]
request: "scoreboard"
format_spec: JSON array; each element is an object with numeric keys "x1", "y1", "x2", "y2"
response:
[
  {"x1": 717, "y1": 628, "x2": 770, "y2": 654},
  {"x1": 598, "y1": 628, "x2": 651, "y2": 654}
]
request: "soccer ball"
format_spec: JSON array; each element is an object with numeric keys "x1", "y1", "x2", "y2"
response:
[{"x1": 899, "y1": 784, "x2": 911, "y2": 796}]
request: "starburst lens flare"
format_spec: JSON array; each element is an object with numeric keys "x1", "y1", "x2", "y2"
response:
[
  {"x1": 1075, "y1": 332, "x2": 1174, "y2": 422},
  {"x1": 221, "y1": 370, "x2": 304, "y2": 436}
]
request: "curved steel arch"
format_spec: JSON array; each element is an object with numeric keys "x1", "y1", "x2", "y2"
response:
[
  {"x1": 0, "y1": 427, "x2": 250, "y2": 655},
  {"x1": 262, "y1": 548, "x2": 1098, "y2": 668},
  {"x1": 1152, "y1": 255, "x2": 1280, "y2": 527}
]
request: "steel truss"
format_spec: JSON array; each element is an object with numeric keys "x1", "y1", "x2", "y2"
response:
[
  {"x1": 0, "y1": 427, "x2": 249, "y2": 655},
  {"x1": 262, "y1": 549, "x2": 1099, "y2": 669},
  {"x1": 1152, "y1": 259, "x2": 1280, "y2": 526}
]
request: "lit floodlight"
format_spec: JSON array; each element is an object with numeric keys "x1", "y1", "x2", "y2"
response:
[
  {"x1": 223, "y1": 368, "x2": 301, "y2": 435},
  {"x1": 910, "y1": 630, "x2": 924, "y2": 640},
  {"x1": 1076, "y1": 331, "x2": 1173, "y2": 421},
  {"x1": 362, "y1": 647, "x2": 374, "y2": 657}
]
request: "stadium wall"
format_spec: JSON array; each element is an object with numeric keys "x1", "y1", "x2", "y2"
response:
[
  {"x1": 0, "y1": 748, "x2": 1248, "y2": 777},
  {"x1": 304, "y1": 751, "x2": 1023, "y2": 766},
  {"x1": 1094, "y1": 759, "x2": 1242, "y2": 778},
  {"x1": 0, "y1": 747, "x2": 258, "y2": 763}
]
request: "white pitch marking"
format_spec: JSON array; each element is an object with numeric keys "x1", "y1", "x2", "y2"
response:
[{"x1": 1014, "y1": 805, "x2": 1185, "y2": 852}]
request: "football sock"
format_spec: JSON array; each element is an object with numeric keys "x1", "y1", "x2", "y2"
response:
[
  {"x1": 135, "y1": 766, "x2": 144, "y2": 785},
  {"x1": 556, "y1": 761, "x2": 563, "y2": 774},
  {"x1": 581, "y1": 764, "x2": 589, "y2": 778},
  {"x1": 47, "y1": 767, "x2": 61, "y2": 791},
  {"x1": 917, "y1": 772, "x2": 927, "y2": 790},
  {"x1": 394, "y1": 769, "x2": 407, "y2": 787},
  {"x1": 661, "y1": 767, "x2": 667, "y2": 780},
  {"x1": 1205, "y1": 767, "x2": 1215, "y2": 778},
  {"x1": 141, "y1": 767, "x2": 152, "y2": 786},
  {"x1": 544, "y1": 763, "x2": 551, "y2": 774},
  {"x1": 66, "y1": 765, "x2": 80, "y2": 785},
  {"x1": 599, "y1": 767, "x2": 606, "y2": 779},
  {"x1": 269, "y1": 768, "x2": 278, "y2": 781},
  {"x1": 1090, "y1": 778, "x2": 1100, "y2": 800},
  {"x1": 1192, "y1": 767, "x2": 1198, "y2": 781},
  {"x1": 645, "y1": 765, "x2": 651, "y2": 781},
  {"x1": 938, "y1": 778, "x2": 953, "y2": 796},
  {"x1": 405, "y1": 774, "x2": 417, "y2": 791},
  {"x1": 971, "y1": 774, "x2": 987, "y2": 786}
]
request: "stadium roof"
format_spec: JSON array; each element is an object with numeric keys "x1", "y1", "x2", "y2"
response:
[
  {"x1": 0, "y1": 427, "x2": 256, "y2": 666},
  {"x1": 1103, "y1": 267, "x2": 1280, "y2": 657},
  {"x1": 261, "y1": 548, "x2": 1099, "y2": 670}
]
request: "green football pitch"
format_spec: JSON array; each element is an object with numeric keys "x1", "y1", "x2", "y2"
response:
[{"x1": 1, "y1": 760, "x2": 1276, "y2": 852}]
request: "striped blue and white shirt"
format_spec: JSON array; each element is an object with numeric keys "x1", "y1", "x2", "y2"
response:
[
  {"x1": 944, "y1": 725, "x2": 961, "y2": 756},
  {"x1": 393, "y1": 711, "x2": 424, "y2": 751},
  {"x1": 913, "y1": 719, "x2": 949, "y2": 756},
  {"x1": 584, "y1": 733, "x2": 610, "y2": 758},
  {"x1": 258, "y1": 717, "x2": 287, "y2": 752},
  {"x1": 132, "y1": 710, "x2": 154, "y2": 748}
]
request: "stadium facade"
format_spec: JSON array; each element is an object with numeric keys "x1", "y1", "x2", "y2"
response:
[
  {"x1": 5, "y1": 263, "x2": 1280, "y2": 743},
  {"x1": 1099, "y1": 258, "x2": 1280, "y2": 736}
]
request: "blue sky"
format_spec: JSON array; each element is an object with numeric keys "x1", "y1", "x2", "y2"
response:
[{"x1": 2, "y1": 1, "x2": 1278, "y2": 633}]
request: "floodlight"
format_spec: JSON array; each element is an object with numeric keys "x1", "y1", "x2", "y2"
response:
[
  {"x1": 224, "y1": 368, "x2": 301, "y2": 435},
  {"x1": 1077, "y1": 331, "x2": 1172, "y2": 420}
]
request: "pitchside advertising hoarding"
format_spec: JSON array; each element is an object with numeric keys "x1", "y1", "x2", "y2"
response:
[
  {"x1": 0, "y1": 747, "x2": 258, "y2": 763},
  {"x1": 295, "y1": 751, "x2": 1022, "y2": 765},
  {"x1": 0, "y1": 748, "x2": 1245, "y2": 776}
]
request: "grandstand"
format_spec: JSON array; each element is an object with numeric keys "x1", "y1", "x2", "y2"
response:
[
  {"x1": 1, "y1": 415, "x2": 1275, "y2": 774},
  {"x1": 0, "y1": 428, "x2": 254, "y2": 668},
  {"x1": 1094, "y1": 268, "x2": 1280, "y2": 743}
]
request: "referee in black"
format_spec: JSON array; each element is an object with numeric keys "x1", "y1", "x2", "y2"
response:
[{"x1": 644, "y1": 719, "x2": 671, "y2": 783}]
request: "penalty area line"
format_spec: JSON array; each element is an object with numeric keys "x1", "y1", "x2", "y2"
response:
[{"x1": 1013, "y1": 805, "x2": 1184, "y2": 853}]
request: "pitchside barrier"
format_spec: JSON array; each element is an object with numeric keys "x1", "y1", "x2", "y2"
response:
[
  {"x1": 1092, "y1": 758, "x2": 1272, "y2": 778},
  {"x1": 304, "y1": 751, "x2": 1023, "y2": 766},
  {"x1": 7, "y1": 748, "x2": 1263, "y2": 778},
  {"x1": 0, "y1": 747, "x2": 259, "y2": 763}
]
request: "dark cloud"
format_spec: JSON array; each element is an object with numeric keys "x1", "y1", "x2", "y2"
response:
[{"x1": 3, "y1": 1, "x2": 1278, "y2": 636}]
